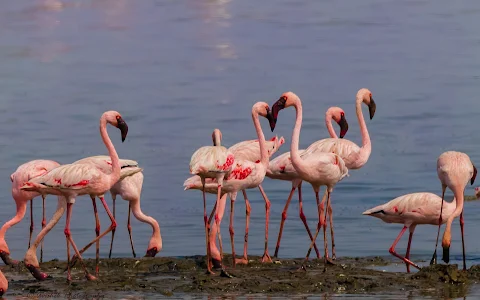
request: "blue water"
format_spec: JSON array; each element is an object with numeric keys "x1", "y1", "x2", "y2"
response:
[{"x1": 1, "y1": 0, "x2": 480, "y2": 282}]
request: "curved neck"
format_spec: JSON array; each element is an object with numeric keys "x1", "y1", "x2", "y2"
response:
[
  {"x1": 356, "y1": 99, "x2": 371, "y2": 148},
  {"x1": 100, "y1": 117, "x2": 121, "y2": 185},
  {"x1": 0, "y1": 201, "x2": 27, "y2": 238},
  {"x1": 130, "y1": 200, "x2": 162, "y2": 248},
  {"x1": 289, "y1": 99, "x2": 309, "y2": 178},
  {"x1": 325, "y1": 113, "x2": 337, "y2": 138},
  {"x1": 252, "y1": 110, "x2": 269, "y2": 166},
  {"x1": 442, "y1": 187, "x2": 465, "y2": 246}
]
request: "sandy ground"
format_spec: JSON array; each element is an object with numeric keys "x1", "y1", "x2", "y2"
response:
[{"x1": 1, "y1": 254, "x2": 480, "y2": 299}]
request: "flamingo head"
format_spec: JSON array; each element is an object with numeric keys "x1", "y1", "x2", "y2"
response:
[
  {"x1": 145, "y1": 237, "x2": 162, "y2": 257},
  {"x1": 252, "y1": 102, "x2": 275, "y2": 132},
  {"x1": 327, "y1": 106, "x2": 349, "y2": 138},
  {"x1": 104, "y1": 111, "x2": 129, "y2": 142},
  {"x1": 270, "y1": 91, "x2": 300, "y2": 131},
  {"x1": 357, "y1": 88, "x2": 376, "y2": 120}
]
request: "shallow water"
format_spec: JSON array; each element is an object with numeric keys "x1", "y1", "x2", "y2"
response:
[{"x1": 1, "y1": 0, "x2": 480, "y2": 295}]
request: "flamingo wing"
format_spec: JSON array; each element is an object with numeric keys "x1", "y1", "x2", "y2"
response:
[
  {"x1": 304, "y1": 138, "x2": 360, "y2": 165},
  {"x1": 190, "y1": 146, "x2": 234, "y2": 175},
  {"x1": 229, "y1": 136, "x2": 285, "y2": 162},
  {"x1": 25, "y1": 163, "x2": 101, "y2": 190},
  {"x1": 74, "y1": 155, "x2": 139, "y2": 171}
]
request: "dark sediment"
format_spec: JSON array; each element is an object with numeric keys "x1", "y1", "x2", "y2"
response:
[{"x1": 1, "y1": 255, "x2": 478, "y2": 298}]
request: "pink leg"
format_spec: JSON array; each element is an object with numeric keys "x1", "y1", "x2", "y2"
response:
[
  {"x1": 431, "y1": 185, "x2": 446, "y2": 265},
  {"x1": 297, "y1": 183, "x2": 320, "y2": 259},
  {"x1": 235, "y1": 190, "x2": 251, "y2": 265},
  {"x1": 203, "y1": 180, "x2": 214, "y2": 274},
  {"x1": 214, "y1": 185, "x2": 225, "y2": 268},
  {"x1": 64, "y1": 203, "x2": 96, "y2": 281},
  {"x1": 460, "y1": 211, "x2": 466, "y2": 271},
  {"x1": 229, "y1": 193, "x2": 236, "y2": 267},
  {"x1": 91, "y1": 196, "x2": 100, "y2": 277},
  {"x1": 405, "y1": 229, "x2": 414, "y2": 273},
  {"x1": 208, "y1": 194, "x2": 227, "y2": 267},
  {"x1": 108, "y1": 196, "x2": 116, "y2": 258},
  {"x1": 389, "y1": 226, "x2": 421, "y2": 271},
  {"x1": 29, "y1": 199, "x2": 33, "y2": 249},
  {"x1": 40, "y1": 195, "x2": 46, "y2": 263},
  {"x1": 258, "y1": 185, "x2": 272, "y2": 263},
  {"x1": 274, "y1": 186, "x2": 296, "y2": 258},
  {"x1": 326, "y1": 191, "x2": 336, "y2": 260},
  {"x1": 127, "y1": 203, "x2": 136, "y2": 257}
]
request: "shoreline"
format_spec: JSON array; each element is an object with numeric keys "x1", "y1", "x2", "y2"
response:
[{"x1": 1, "y1": 255, "x2": 477, "y2": 299}]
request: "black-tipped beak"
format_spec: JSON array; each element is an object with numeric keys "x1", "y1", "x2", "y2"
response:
[
  {"x1": 270, "y1": 96, "x2": 287, "y2": 132},
  {"x1": 145, "y1": 247, "x2": 158, "y2": 257},
  {"x1": 338, "y1": 115, "x2": 349, "y2": 138},
  {"x1": 442, "y1": 246, "x2": 450, "y2": 264},
  {"x1": 472, "y1": 164, "x2": 477, "y2": 185},
  {"x1": 266, "y1": 108, "x2": 275, "y2": 132},
  {"x1": 368, "y1": 97, "x2": 376, "y2": 120},
  {"x1": 117, "y1": 117, "x2": 128, "y2": 142}
]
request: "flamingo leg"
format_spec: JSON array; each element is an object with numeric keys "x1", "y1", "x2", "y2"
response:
[
  {"x1": 127, "y1": 203, "x2": 136, "y2": 258},
  {"x1": 108, "y1": 196, "x2": 116, "y2": 259},
  {"x1": 66, "y1": 229, "x2": 71, "y2": 281},
  {"x1": 405, "y1": 225, "x2": 416, "y2": 273},
  {"x1": 235, "y1": 190, "x2": 251, "y2": 265},
  {"x1": 297, "y1": 183, "x2": 321, "y2": 259},
  {"x1": 389, "y1": 226, "x2": 421, "y2": 270},
  {"x1": 326, "y1": 190, "x2": 336, "y2": 260},
  {"x1": 274, "y1": 186, "x2": 296, "y2": 258},
  {"x1": 431, "y1": 185, "x2": 446, "y2": 265},
  {"x1": 214, "y1": 185, "x2": 225, "y2": 269},
  {"x1": 40, "y1": 195, "x2": 46, "y2": 263},
  {"x1": 229, "y1": 193, "x2": 236, "y2": 268},
  {"x1": 258, "y1": 185, "x2": 272, "y2": 263},
  {"x1": 460, "y1": 211, "x2": 466, "y2": 271},
  {"x1": 65, "y1": 203, "x2": 96, "y2": 281},
  {"x1": 91, "y1": 196, "x2": 100, "y2": 277},
  {"x1": 29, "y1": 199, "x2": 33, "y2": 249},
  {"x1": 202, "y1": 178, "x2": 214, "y2": 274}
]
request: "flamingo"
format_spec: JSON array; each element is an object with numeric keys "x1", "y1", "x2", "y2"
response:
[
  {"x1": 189, "y1": 128, "x2": 234, "y2": 275},
  {"x1": 299, "y1": 88, "x2": 376, "y2": 259},
  {"x1": 185, "y1": 102, "x2": 275, "y2": 267},
  {"x1": 269, "y1": 92, "x2": 349, "y2": 265},
  {"x1": 270, "y1": 106, "x2": 349, "y2": 259},
  {"x1": 363, "y1": 192, "x2": 457, "y2": 272},
  {"x1": 203, "y1": 135, "x2": 285, "y2": 266},
  {"x1": 0, "y1": 270, "x2": 7, "y2": 297},
  {"x1": 0, "y1": 160, "x2": 64, "y2": 266},
  {"x1": 430, "y1": 151, "x2": 477, "y2": 270},
  {"x1": 66, "y1": 156, "x2": 160, "y2": 271},
  {"x1": 21, "y1": 110, "x2": 137, "y2": 282}
]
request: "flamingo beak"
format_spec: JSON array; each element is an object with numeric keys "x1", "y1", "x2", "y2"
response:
[
  {"x1": 368, "y1": 97, "x2": 376, "y2": 120},
  {"x1": 116, "y1": 117, "x2": 128, "y2": 142},
  {"x1": 338, "y1": 114, "x2": 349, "y2": 138},
  {"x1": 145, "y1": 247, "x2": 158, "y2": 257},
  {"x1": 472, "y1": 164, "x2": 477, "y2": 185},
  {"x1": 270, "y1": 96, "x2": 287, "y2": 132},
  {"x1": 266, "y1": 108, "x2": 275, "y2": 132}
]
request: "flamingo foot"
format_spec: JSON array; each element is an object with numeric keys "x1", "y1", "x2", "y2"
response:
[
  {"x1": 86, "y1": 274, "x2": 97, "y2": 281},
  {"x1": 65, "y1": 254, "x2": 79, "y2": 271},
  {"x1": 332, "y1": 254, "x2": 337, "y2": 260},
  {"x1": 430, "y1": 250, "x2": 437, "y2": 265},
  {"x1": 26, "y1": 264, "x2": 50, "y2": 281},
  {"x1": 211, "y1": 258, "x2": 223, "y2": 269},
  {"x1": 0, "y1": 251, "x2": 19, "y2": 266},
  {"x1": 325, "y1": 257, "x2": 335, "y2": 265},
  {"x1": 261, "y1": 252, "x2": 273, "y2": 263},
  {"x1": 235, "y1": 257, "x2": 249, "y2": 265}
]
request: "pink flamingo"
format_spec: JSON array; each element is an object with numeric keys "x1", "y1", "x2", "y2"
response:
[
  {"x1": 0, "y1": 270, "x2": 7, "y2": 297},
  {"x1": 189, "y1": 128, "x2": 234, "y2": 274},
  {"x1": 67, "y1": 156, "x2": 160, "y2": 271},
  {"x1": 204, "y1": 135, "x2": 285, "y2": 266},
  {"x1": 21, "y1": 110, "x2": 133, "y2": 282},
  {"x1": 0, "y1": 160, "x2": 64, "y2": 266},
  {"x1": 270, "y1": 106, "x2": 349, "y2": 259},
  {"x1": 185, "y1": 102, "x2": 275, "y2": 267},
  {"x1": 300, "y1": 89, "x2": 376, "y2": 259},
  {"x1": 270, "y1": 92, "x2": 349, "y2": 265},
  {"x1": 363, "y1": 192, "x2": 457, "y2": 272},
  {"x1": 431, "y1": 151, "x2": 477, "y2": 270}
]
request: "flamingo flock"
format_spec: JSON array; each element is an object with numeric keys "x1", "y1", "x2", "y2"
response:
[{"x1": 0, "y1": 88, "x2": 477, "y2": 296}]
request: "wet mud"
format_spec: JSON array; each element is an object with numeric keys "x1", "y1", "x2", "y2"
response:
[{"x1": 1, "y1": 255, "x2": 479, "y2": 298}]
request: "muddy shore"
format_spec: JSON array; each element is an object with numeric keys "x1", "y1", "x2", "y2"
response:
[{"x1": 2, "y1": 254, "x2": 480, "y2": 299}]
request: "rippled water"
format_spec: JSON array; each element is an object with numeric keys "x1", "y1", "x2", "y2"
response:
[{"x1": 1, "y1": 0, "x2": 480, "y2": 288}]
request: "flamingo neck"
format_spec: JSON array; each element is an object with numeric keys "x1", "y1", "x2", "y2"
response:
[
  {"x1": 290, "y1": 99, "x2": 308, "y2": 178},
  {"x1": 0, "y1": 201, "x2": 27, "y2": 239},
  {"x1": 252, "y1": 109, "x2": 268, "y2": 167},
  {"x1": 130, "y1": 201, "x2": 162, "y2": 250},
  {"x1": 442, "y1": 187, "x2": 465, "y2": 248},
  {"x1": 213, "y1": 131, "x2": 221, "y2": 146},
  {"x1": 100, "y1": 116, "x2": 120, "y2": 186},
  {"x1": 325, "y1": 112, "x2": 338, "y2": 138},
  {"x1": 356, "y1": 99, "x2": 371, "y2": 148}
]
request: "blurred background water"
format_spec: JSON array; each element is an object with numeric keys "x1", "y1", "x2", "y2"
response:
[{"x1": 0, "y1": 0, "x2": 480, "y2": 274}]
